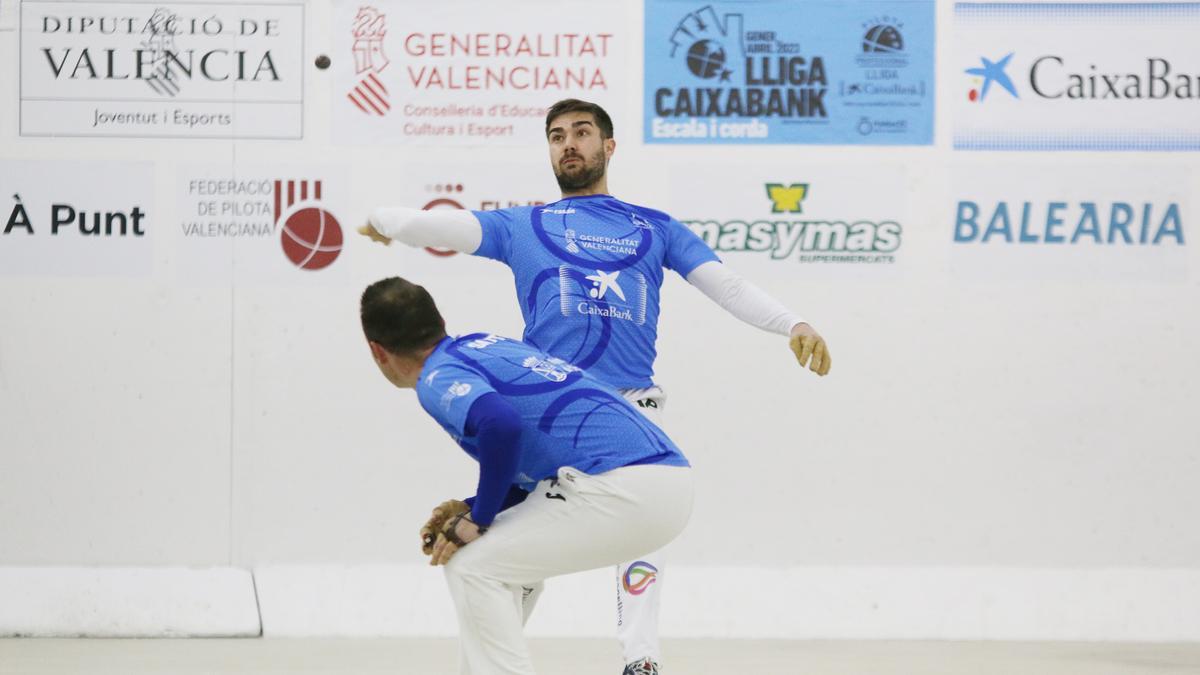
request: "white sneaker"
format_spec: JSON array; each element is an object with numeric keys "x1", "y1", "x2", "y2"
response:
[{"x1": 622, "y1": 658, "x2": 659, "y2": 675}]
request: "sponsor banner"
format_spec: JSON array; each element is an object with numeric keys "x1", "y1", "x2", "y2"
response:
[
  {"x1": 644, "y1": 0, "x2": 934, "y2": 145},
  {"x1": 367, "y1": 161, "x2": 551, "y2": 258},
  {"x1": 0, "y1": 160, "x2": 153, "y2": 276},
  {"x1": 954, "y1": 2, "x2": 1200, "y2": 151},
  {"x1": 331, "y1": 1, "x2": 624, "y2": 145},
  {"x1": 624, "y1": 163, "x2": 908, "y2": 273},
  {"x1": 950, "y1": 165, "x2": 1189, "y2": 280},
  {"x1": 20, "y1": 2, "x2": 304, "y2": 139},
  {"x1": 175, "y1": 167, "x2": 349, "y2": 281}
]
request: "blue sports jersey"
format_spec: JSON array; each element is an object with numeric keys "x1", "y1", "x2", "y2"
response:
[
  {"x1": 416, "y1": 333, "x2": 689, "y2": 491},
  {"x1": 472, "y1": 194, "x2": 719, "y2": 389}
]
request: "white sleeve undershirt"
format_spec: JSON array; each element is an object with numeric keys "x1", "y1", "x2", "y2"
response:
[
  {"x1": 368, "y1": 207, "x2": 483, "y2": 253},
  {"x1": 684, "y1": 260, "x2": 804, "y2": 336}
]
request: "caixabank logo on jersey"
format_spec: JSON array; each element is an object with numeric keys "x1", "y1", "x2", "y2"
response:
[
  {"x1": 179, "y1": 172, "x2": 344, "y2": 272},
  {"x1": 954, "y1": 3, "x2": 1200, "y2": 150},
  {"x1": 644, "y1": 0, "x2": 933, "y2": 145},
  {"x1": 1, "y1": 160, "x2": 154, "y2": 276},
  {"x1": 682, "y1": 183, "x2": 902, "y2": 264},
  {"x1": 20, "y1": 2, "x2": 304, "y2": 139},
  {"x1": 559, "y1": 263, "x2": 649, "y2": 325}
]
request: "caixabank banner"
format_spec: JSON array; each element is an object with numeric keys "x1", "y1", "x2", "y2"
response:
[
  {"x1": 331, "y1": 0, "x2": 624, "y2": 145},
  {"x1": 1, "y1": 160, "x2": 154, "y2": 276},
  {"x1": 954, "y1": 2, "x2": 1200, "y2": 150},
  {"x1": 19, "y1": 1, "x2": 304, "y2": 139},
  {"x1": 644, "y1": 0, "x2": 934, "y2": 144},
  {"x1": 950, "y1": 165, "x2": 1190, "y2": 280}
]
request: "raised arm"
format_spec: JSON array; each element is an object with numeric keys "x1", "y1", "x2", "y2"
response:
[
  {"x1": 685, "y1": 260, "x2": 831, "y2": 376},
  {"x1": 359, "y1": 207, "x2": 483, "y2": 254}
]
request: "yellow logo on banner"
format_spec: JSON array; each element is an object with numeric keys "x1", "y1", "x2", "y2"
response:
[{"x1": 765, "y1": 183, "x2": 808, "y2": 213}]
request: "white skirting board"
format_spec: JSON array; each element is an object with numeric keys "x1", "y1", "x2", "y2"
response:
[
  {"x1": 3, "y1": 565, "x2": 1199, "y2": 640},
  {"x1": 253, "y1": 565, "x2": 1200, "y2": 642},
  {"x1": 0, "y1": 567, "x2": 261, "y2": 637}
]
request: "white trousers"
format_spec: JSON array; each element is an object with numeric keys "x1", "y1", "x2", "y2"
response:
[
  {"x1": 614, "y1": 386, "x2": 669, "y2": 664},
  {"x1": 444, "y1": 463, "x2": 694, "y2": 675}
]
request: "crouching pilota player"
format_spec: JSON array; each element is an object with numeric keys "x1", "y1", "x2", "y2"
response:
[{"x1": 360, "y1": 276, "x2": 694, "y2": 675}]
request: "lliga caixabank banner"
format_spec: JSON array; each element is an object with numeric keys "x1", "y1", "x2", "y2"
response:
[
  {"x1": 19, "y1": 2, "x2": 304, "y2": 139},
  {"x1": 331, "y1": 0, "x2": 624, "y2": 145},
  {"x1": 951, "y1": 165, "x2": 1189, "y2": 281},
  {"x1": 954, "y1": 2, "x2": 1200, "y2": 150},
  {"x1": 1, "y1": 160, "x2": 154, "y2": 276},
  {"x1": 644, "y1": 0, "x2": 934, "y2": 144}
]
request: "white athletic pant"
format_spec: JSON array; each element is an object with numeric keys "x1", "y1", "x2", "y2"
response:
[
  {"x1": 444, "y1": 462, "x2": 693, "y2": 675},
  {"x1": 615, "y1": 386, "x2": 669, "y2": 664}
]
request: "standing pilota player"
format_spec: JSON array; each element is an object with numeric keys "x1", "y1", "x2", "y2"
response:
[
  {"x1": 361, "y1": 276, "x2": 694, "y2": 675},
  {"x1": 360, "y1": 99, "x2": 830, "y2": 675}
]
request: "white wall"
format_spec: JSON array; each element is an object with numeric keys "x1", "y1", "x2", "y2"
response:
[{"x1": 1, "y1": 0, "x2": 1198, "y2": 639}]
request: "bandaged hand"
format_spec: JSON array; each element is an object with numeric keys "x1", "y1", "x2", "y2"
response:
[
  {"x1": 419, "y1": 499, "x2": 470, "y2": 555},
  {"x1": 789, "y1": 323, "x2": 831, "y2": 376},
  {"x1": 430, "y1": 510, "x2": 486, "y2": 566}
]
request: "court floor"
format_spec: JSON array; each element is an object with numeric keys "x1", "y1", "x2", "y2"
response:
[{"x1": 2, "y1": 638, "x2": 1198, "y2": 675}]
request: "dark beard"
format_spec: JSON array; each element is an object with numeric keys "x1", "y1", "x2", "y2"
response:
[{"x1": 553, "y1": 149, "x2": 606, "y2": 192}]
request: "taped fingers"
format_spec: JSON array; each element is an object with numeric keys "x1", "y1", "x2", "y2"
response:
[
  {"x1": 809, "y1": 340, "x2": 827, "y2": 375},
  {"x1": 790, "y1": 333, "x2": 832, "y2": 376},
  {"x1": 788, "y1": 334, "x2": 803, "y2": 366},
  {"x1": 431, "y1": 534, "x2": 459, "y2": 566},
  {"x1": 420, "y1": 500, "x2": 470, "y2": 555},
  {"x1": 798, "y1": 335, "x2": 816, "y2": 367},
  {"x1": 357, "y1": 224, "x2": 392, "y2": 245}
]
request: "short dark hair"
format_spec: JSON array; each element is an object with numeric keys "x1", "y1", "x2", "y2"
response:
[
  {"x1": 360, "y1": 277, "x2": 447, "y2": 355},
  {"x1": 545, "y1": 99, "x2": 614, "y2": 139}
]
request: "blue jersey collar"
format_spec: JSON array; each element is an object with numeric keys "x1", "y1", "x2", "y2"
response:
[{"x1": 419, "y1": 336, "x2": 455, "y2": 381}]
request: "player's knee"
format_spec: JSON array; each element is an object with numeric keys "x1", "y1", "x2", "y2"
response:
[{"x1": 443, "y1": 547, "x2": 486, "y2": 580}]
